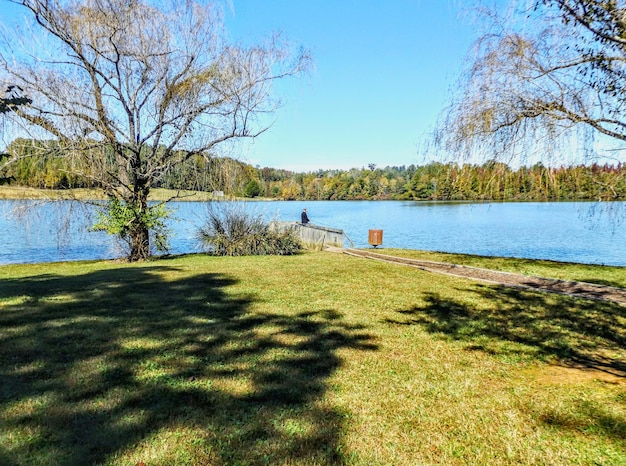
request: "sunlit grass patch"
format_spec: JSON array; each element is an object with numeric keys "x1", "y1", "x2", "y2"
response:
[{"x1": 0, "y1": 295, "x2": 32, "y2": 307}]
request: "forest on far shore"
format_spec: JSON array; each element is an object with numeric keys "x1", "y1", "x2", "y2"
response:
[{"x1": 2, "y1": 138, "x2": 626, "y2": 202}]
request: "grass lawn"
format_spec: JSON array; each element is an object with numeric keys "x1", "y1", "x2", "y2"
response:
[
  {"x1": 1, "y1": 251, "x2": 625, "y2": 465},
  {"x1": 0, "y1": 186, "x2": 248, "y2": 202}
]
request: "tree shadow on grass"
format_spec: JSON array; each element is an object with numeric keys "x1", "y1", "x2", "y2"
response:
[
  {"x1": 0, "y1": 266, "x2": 377, "y2": 465},
  {"x1": 389, "y1": 285, "x2": 626, "y2": 375},
  {"x1": 385, "y1": 284, "x2": 626, "y2": 443}
]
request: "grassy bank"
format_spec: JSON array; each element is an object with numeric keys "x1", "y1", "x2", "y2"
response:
[
  {"x1": 0, "y1": 186, "x2": 229, "y2": 201},
  {"x1": 0, "y1": 186, "x2": 232, "y2": 201},
  {"x1": 1, "y1": 251, "x2": 625, "y2": 465}
]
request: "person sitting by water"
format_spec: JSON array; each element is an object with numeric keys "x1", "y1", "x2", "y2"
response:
[{"x1": 301, "y1": 208, "x2": 310, "y2": 225}]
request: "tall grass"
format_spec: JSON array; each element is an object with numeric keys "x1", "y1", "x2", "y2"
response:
[
  {"x1": 196, "y1": 202, "x2": 302, "y2": 256},
  {"x1": 1, "y1": 252, "x2": 624, "y2": 465}
]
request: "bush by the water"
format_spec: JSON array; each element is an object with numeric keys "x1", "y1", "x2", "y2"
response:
[{"x1": 197, "y1": 202, "x2": 301, "y2": 256}]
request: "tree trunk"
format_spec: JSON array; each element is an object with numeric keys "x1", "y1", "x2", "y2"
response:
[
  {"x1": 128, "y1": 185, "x2": 150, "y2": 262},
  {"x1": 129, "y1": 221, "x2": 150, "y2": 261}
]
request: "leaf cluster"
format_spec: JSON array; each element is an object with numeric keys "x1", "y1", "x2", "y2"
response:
[{"x1": 92, "y1": 198, "x2": 171, "y2": 253}]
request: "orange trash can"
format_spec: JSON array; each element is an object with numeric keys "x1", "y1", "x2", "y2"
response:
[{"x1": 368, "y1": 229, "x2": 383, "y2": 247}]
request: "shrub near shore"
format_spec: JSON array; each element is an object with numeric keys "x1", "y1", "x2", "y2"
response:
[{"x1": 1, "y1": 251, "x2": 624, "y2": 465}]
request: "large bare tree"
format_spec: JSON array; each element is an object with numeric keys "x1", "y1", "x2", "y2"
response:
[
  {"x1": 435, "y1": 0, "x2": 626, "y2": 169},
  {"x1": 0, "y1": 0, "x2": 309, "y2": 260}
]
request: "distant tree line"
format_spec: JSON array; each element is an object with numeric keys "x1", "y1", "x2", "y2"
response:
[{"x1": 2, "y1": 139, "x2": 626, "y2": 201}]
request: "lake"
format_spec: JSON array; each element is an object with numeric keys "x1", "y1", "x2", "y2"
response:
[{"x1": 1, "y1": 200, "x2": 625, "y2": 266}]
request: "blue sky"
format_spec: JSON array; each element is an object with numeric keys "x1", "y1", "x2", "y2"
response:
[
  {"x1": 1, "y1": 0, "x2": 479, "y2": 172},
  {"x1": 224, "y1": 1, "x2": 479, "y2": 171}
]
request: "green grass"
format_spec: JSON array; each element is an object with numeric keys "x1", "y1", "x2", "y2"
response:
[
  {"x1": 382, "y1": 248, "x2": 626, "y2": 288},
  {"x1": 1, "y1": 251, "x2": 625, "y2": 465},
  {"x1": 0, "y1": 185, "x2": 261, "y2": 202}
]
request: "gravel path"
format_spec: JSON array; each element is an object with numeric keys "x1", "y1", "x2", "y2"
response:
[{"x1": 341, "y1": 248, "x2": 626, "y2": 305}]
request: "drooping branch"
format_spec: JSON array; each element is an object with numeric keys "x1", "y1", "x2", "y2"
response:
[{"x1": 434, "y1": 2, "x2": 626, "y2": 165}]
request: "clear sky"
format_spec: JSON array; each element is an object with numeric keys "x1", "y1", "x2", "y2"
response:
[{"x1": 224, "y1": 0, "x2": 479, "y2": 172}]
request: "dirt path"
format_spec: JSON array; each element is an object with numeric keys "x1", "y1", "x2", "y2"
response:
[{"x1": 340, "y1": 248, "x2": 626, "y2": 305}]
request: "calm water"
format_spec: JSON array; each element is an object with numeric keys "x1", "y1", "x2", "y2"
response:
[{"x1": 1, "y1": 200, "x2": 625, "y2": 266}]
